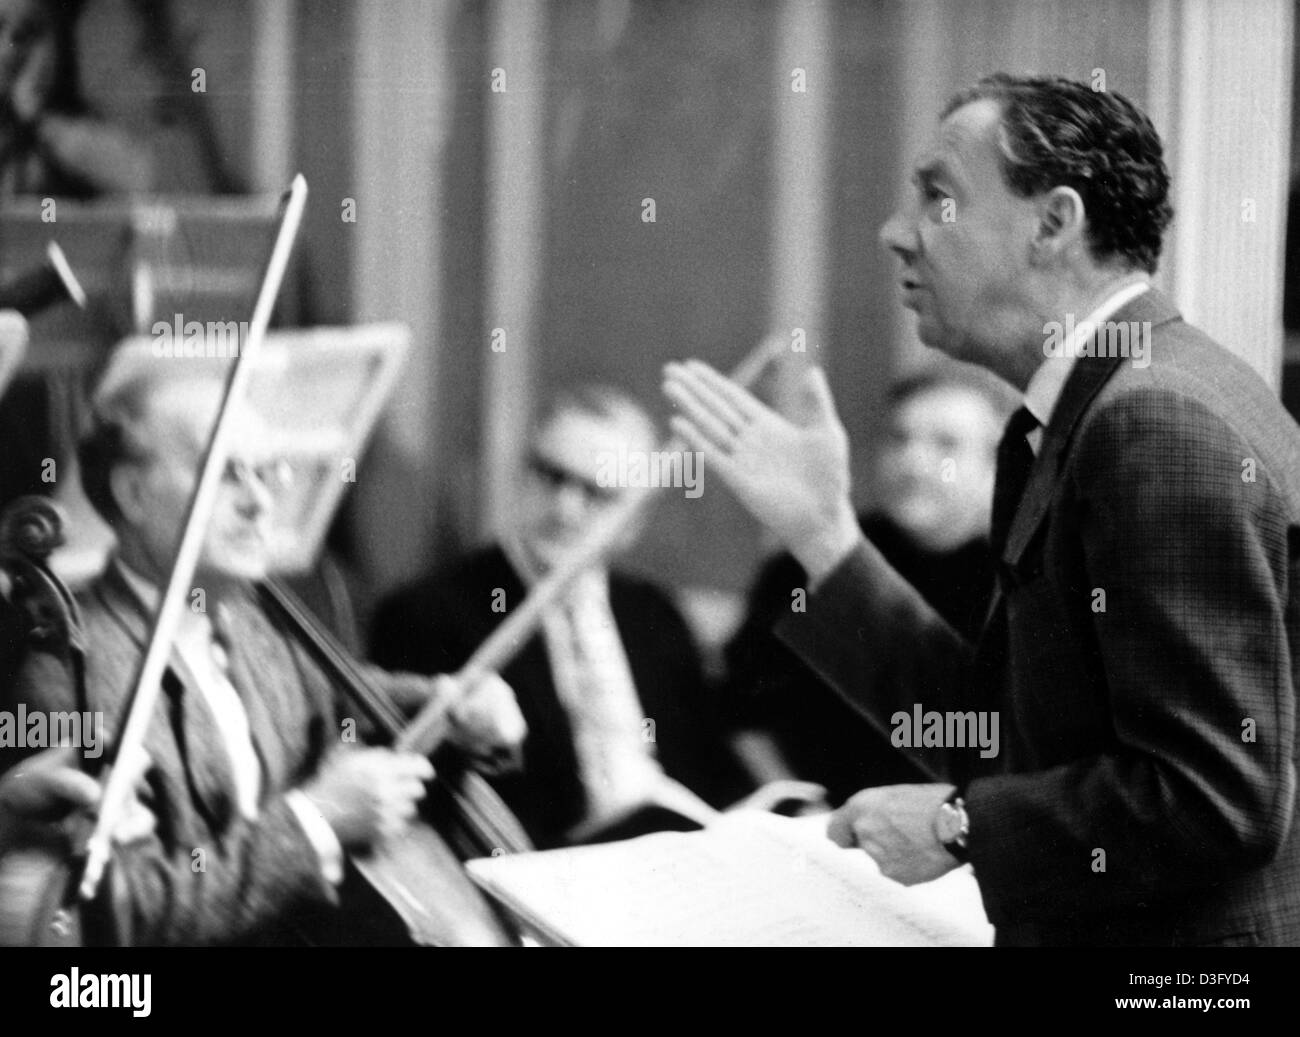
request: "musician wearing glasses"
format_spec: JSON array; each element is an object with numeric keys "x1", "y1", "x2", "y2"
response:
[
  {"x1": 371, "y1": 385, "x2": 747, "y2": 848},
  {"x1": 3, "y1": 368, "x2": 527, "y2": 945}
]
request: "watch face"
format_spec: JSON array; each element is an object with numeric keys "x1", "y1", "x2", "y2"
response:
[{"x1": 937, "y1": 803, "x2": 962, "y2": 844}]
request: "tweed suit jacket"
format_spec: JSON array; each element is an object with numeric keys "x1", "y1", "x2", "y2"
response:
[
  {"x1": 6, "y1": 561, "x2": 432, "y2": 946},
  {"x1": 778, "y1": 289, "x2": 1300, "y2": 946}
]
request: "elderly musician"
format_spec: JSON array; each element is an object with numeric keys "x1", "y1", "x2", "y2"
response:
[{"x1": 4, "y1": 367, "x2": 526, "y2": 945}]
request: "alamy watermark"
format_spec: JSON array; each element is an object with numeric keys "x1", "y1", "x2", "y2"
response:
[
  {"x1": 891, "y1": 704, "x2": 999, "y2": 759},
  {"x1": 0, "y1": 706, "x2": 104, "y2": 759},
  {"x1": 1043, "y1": 315, "x2": 1151, "y2": 369},
  {"x1": 152, "y1": 314, "x2": 250, "y2": 359},
  {"x1": 50, "y1": 968, "x2": 151, "y2": 1016},
  {"x1": 595, "y1": 448, "x2": 703, "y2": 499}
]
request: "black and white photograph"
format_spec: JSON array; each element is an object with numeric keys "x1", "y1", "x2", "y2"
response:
[{"x1": 0, "y1": 0, "x2": 1295, "y2": 1012}]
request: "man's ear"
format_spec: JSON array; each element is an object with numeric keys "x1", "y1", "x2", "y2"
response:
[
  {"x1": 108, "y1": 463, "x2": 148, "y2": 527},
  {"x1": 1032, "y1": 186, "x2": 1086, "y2": 263}
]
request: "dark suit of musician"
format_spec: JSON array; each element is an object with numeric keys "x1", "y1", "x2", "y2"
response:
[
  {"x1": 371, "y1": 544, "x2": 744, "y2": 848},
  {"x1": 9, "y1": 562, "x2": 342, "y2": 945},
  {"x1": 8, "y1": 564, "x2": 523, "y2": 946},
  {"x1": 372, "y1": 386, "x2": 748, "y2": 848},
  {"x1": 776, "y1": 289, "x2": 1300, "y2": 945},
  {"x1": 4, "y1": 366, "x2": 525, "y2": 946}
]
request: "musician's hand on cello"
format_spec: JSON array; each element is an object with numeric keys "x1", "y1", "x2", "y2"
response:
[
  {"x1": 439, "y1": 672, "x2": 527, "y2": 776},
  {"x1": 299, "y1": 747, "x2": 434, "y2": 848}
]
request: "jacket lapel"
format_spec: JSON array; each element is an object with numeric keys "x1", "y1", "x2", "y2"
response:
[
  {"x1": 94, "y1": 563, "x2": 236, "y2": 826},
  {"x1": 1000, "y1": 354, "x2": 1123, "y2": 569},
  {"x1": 984, "y1": 289, "x2": 1183, "y2": 616},
  {"x1": 217, "y1": 596, "x2": 298, "y2": 795}
]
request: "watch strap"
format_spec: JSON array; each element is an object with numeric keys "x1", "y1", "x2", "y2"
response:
[{"x1": 939, "y1": 787, "x2": 970, "y2": 862}]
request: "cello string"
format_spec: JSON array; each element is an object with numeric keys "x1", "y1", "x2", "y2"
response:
[
  {"x1": 259, "y1": 578, "x2": 532, "y2": 854},
  {"x1": 259, "y1": 579, "x2": 406, "y2": 736}
]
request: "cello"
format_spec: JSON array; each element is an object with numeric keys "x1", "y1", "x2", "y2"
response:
[
  {"x1": 231, "y1": 338, "x2": 786, "y2": 942},
  {"x1": 0, "y1": 495, "x2": 90, "y2": 947},
  {"x1": 0, "y1": 542, "x2": 532, "y2": 946},
  {"x1": 0, "y1": 247, "x2": 93, "y2": 946},
  {"x1": 0, "y1": 175, "x2": 530, "y2": 947},
  {"x1": 1, "y1": 177, "x2": 311, "y2": 946},
  {"x1": 0, "y1": 173, "x2": 783, "y2": 945},
  {"x1": 257, "y1": 578, "x2": 530, "y2": 946}
]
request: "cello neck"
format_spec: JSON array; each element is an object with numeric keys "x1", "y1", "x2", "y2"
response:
[
  {"x1": 257, "y1": 576, "x2": 532, "y2": 856},
  {"x1": 258, "y1": 577, "x2": 404, "y2": 738}
]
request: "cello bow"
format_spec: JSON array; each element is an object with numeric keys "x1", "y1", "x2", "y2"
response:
[{"x1": 77, "y1": 175, "x2": 309, "y2": 903}]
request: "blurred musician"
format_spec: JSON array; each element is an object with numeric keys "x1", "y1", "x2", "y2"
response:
[
  {"x1": 4, "y1": 367, "x2": 526, "y2": 945},
  {"x1": 371, "y1": 385, "x2": 746, "y2": 848},
  {"x1": 725, "y1": 367, "x2": 1012, "y2": 802}
]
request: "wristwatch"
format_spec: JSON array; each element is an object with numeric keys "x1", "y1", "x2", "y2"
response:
[{"x1": 934, "y1": 788, "x2": 970, "y2": 862}]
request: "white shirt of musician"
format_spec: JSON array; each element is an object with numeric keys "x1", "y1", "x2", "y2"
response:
[
  {"x1": 540, "y1": 567, "x2": 664, "y2": 825},
  {"x1": 114, "y1": 560, "x2": 343, "y2": 884}
]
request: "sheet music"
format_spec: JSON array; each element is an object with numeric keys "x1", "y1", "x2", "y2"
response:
[{"x1": 467, "y1": 811, "x2": 994, "y2": 946}]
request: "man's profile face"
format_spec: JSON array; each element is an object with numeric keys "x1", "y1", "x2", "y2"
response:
[
  {"x1": 875, "y1": 384, "x2": 1002, "y2": 552},
  {"x1": 115, "y1": 384, "x2": 282, "y2": 584},
  {"x1": 879, "y1": 99, "x2": 1040, "y2": 372},
  {"x1": 514, "y1": 406, "x2": 645, "y2": 572}
]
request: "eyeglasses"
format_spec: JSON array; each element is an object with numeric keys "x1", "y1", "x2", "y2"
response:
[
  {"x1": 526, "y1": 453, "x2": 619, "y2": 505},
  {"x1": 126, "y1": 450, "x2": 295, "y2": 489},
  {"x1": 222, "y1": 456, "x2": 296, "y2": 491}
]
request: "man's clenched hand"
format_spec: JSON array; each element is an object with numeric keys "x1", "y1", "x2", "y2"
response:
[{"x1": 829, "y1": 783, "x2": 963, "y2": 885}]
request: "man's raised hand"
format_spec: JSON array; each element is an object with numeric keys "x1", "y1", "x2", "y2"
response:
[{"x1": 662, "y1": 359, "x2": 861, "y2": 581}]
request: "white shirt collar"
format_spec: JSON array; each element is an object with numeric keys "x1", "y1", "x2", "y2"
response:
[
  {"x1": 112, "y1": 560, "x2": 264, "y2": 819},
  {"x1": 1023, "y1": 280, "x2": 1151, "y2": 431}
]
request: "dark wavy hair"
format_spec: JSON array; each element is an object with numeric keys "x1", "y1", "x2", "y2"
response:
[{"x1": 943, "y1": 74, "x2": 1173, "y2": 274}]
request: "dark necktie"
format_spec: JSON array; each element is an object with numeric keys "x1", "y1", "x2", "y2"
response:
[{"x1": 989, "y1": 406, "x2": 1040, "y2": 556}]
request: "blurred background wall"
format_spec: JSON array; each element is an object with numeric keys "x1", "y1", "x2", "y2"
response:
[{"x1": 19, "y1": 0, "x2": 1296, "y2": 628}]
